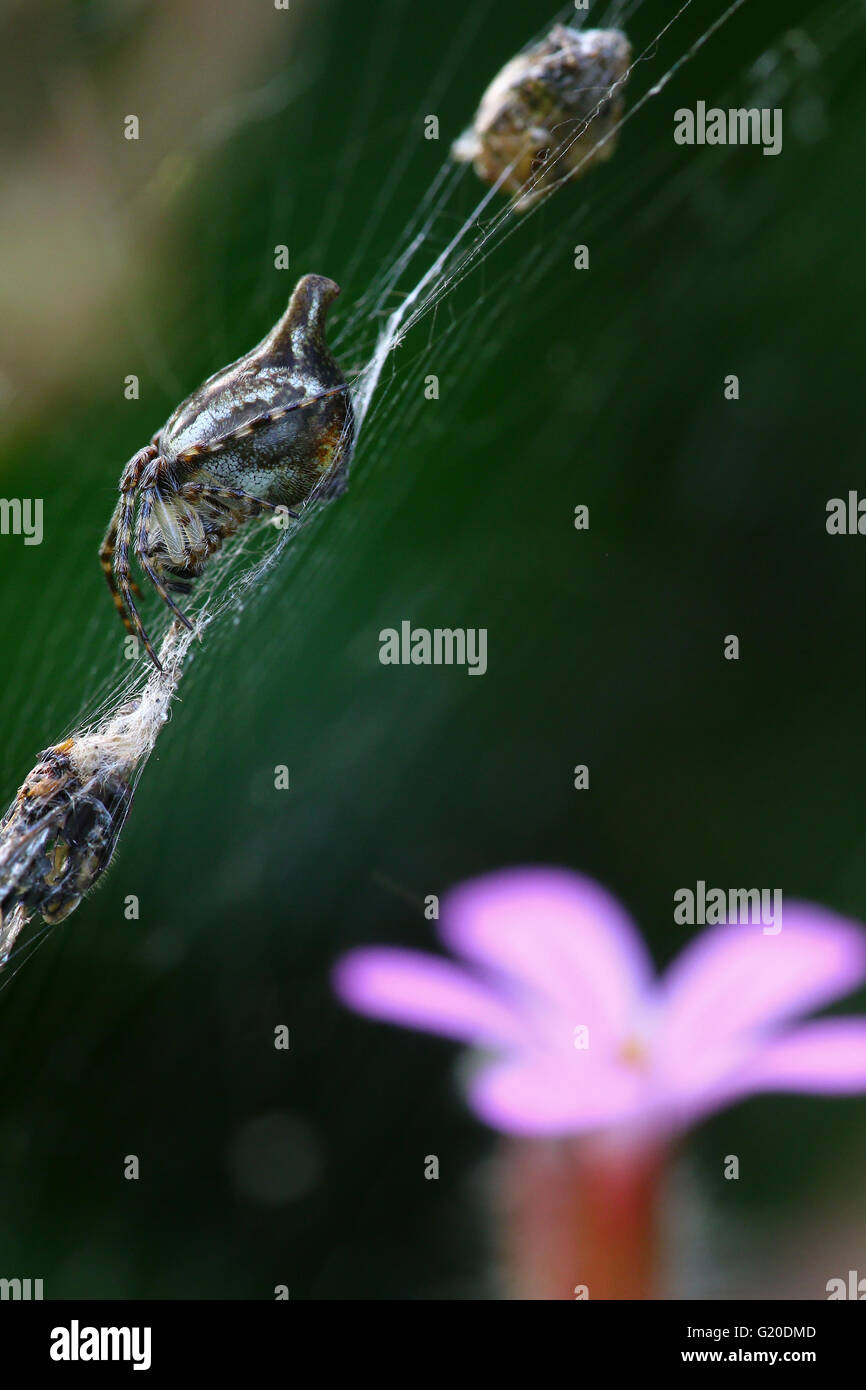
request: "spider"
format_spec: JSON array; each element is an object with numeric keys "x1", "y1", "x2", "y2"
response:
[{"x1": 100, "y1": 273, "x2": 354, "y2": 670}]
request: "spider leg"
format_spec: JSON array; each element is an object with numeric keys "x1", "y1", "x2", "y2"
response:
[
  {"x1": 178, "y1": 483, "x2": 299, "y2": 519},
  {"x1": 115, "y1": 486, "x2": 163, "y2": 670},
  {"x1": 109, "y1": 450, "x2": 165, "y2": 671},
  {"x1": 134, "y1": 489, "x2": 194, "y2": 632},
  {"x1": 100, "y1": 492, "x2": 146, "y2": 620},
  {"x1": 99, "y1": 494, "x2": 129, "y2": 625},
  {"x1": 261, "y1": 382, "x2": 349, "y2": 419},
  {"x1": 101, "y1": 446, "x2": 156, "y2": 636},
  {"x1": 175, "y1": 385, "x2": 350, "y2": 466}
]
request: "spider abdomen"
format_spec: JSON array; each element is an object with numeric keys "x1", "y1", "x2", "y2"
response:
[
  {"x1": 101, "y1": 275, "x2": 353, "y2": 669},
  {"x1": 170, "y1": 397, "x2": 350, "y2": 509},
  {"x1": 161, "y1": 274, "x2": 352, "y2": 509}
]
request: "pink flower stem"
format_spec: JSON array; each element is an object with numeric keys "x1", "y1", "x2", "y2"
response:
[{"x1": 497, "y1": 1134, "x2": 667, "y2": 1300}]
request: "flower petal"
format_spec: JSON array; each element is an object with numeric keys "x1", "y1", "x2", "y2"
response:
[
  {"x1": 734, "y1": 1019, "x2": 866, "y2": 1096},
  {"x1": 668, "y1": 1020, "x2": 866, "y2": 1125},
  {"x1": 332, "y1": 947, "x2": 528, "y2": 1047},
  {"x1": 656, "y1": 902, "x2": 866, "y2": 1089},
  {"x1": 465, "y1": 1052, "x2": 646, "y2": 1135},
  {"x1": 439, "y1": 868, "x2": 653, "y2": 1045}
]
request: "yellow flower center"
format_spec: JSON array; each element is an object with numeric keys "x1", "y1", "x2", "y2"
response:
[{"x1": 619, "y1": 1036, "x2": 649, "y2": 1070}]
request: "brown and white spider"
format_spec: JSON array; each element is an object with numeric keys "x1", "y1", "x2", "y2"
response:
[{"x1": 100, "y1": 274, "x2": 353, "y2": 670}]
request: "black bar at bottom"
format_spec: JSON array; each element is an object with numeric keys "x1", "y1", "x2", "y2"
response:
[{"x1": 0, "y1": 1298, "x2": 862, "y2": 1376}]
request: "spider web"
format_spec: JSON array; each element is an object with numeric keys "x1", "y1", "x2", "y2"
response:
[{"x1": 0, "y1": 0, "x2": 847, "y2": 984}]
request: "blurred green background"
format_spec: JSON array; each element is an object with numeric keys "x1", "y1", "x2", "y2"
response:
[{"x1": 1, "y1": 0, "x2": 865, "y2": 1298}]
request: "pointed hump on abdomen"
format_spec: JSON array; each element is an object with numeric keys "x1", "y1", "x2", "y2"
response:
[{"x1": 262, "y1": 275, "x2": 342, "y2": 368}]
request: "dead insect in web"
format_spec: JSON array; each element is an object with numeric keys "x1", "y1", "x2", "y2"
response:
[
  {"x1": 100, "y1": 274, "x2": 354, "y2": 670},
  {"x1": 0, "y1": 737, "x2": 134, "y2": 960},
  {"x1": 452, "y1": 25, "x2": 631, "y2": 211},
  {"x1": 0, "y1": 638, "x2": 185, "y2": 959}
]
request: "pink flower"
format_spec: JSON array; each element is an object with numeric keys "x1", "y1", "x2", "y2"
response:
[{"x1": 333, "y1": 868, "x2": 866, "y2": 1136}]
